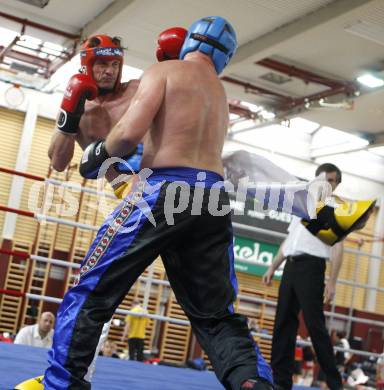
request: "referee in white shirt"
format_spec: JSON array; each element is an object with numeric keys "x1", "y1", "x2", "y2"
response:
[
  {"x1": 263, "y1": 163, "x2": 344, "y2": 390},
  {"x1": 14, "y1": 312, "x2": 55, "y2": 348}
]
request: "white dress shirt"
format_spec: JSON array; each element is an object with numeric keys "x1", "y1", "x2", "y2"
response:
[
  {"x1": 14, "y1": 324, "x2": 53, "y2": 348},
  {"x1": 282, "y1": 216, "x2": 331, "y2": 259}
]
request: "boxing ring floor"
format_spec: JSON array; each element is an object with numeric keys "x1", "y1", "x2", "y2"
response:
[{"x1": 1, "y1": 343, "x2": 319, "y2": 390}]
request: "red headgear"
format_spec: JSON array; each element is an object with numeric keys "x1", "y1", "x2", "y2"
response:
[
  {"x1": 156, "y1": 27, "x2": 187, "y2": 61},
  {"x1": 80, "y1": 34, "x2": 124, "y2": 91}
]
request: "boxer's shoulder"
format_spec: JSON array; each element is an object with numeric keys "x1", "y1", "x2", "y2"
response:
[
  {"x1": 117, "y1": 80, "x2": 140, "y2": 100},
  {"x1": 142, "y1": 61, "x2": 182, "y2": 81},
  {"x1": 121, "y1": 79, "x2": 140, "y2": 92}
]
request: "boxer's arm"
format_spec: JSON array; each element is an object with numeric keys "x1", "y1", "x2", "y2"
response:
[
  {"x1": 122, "y1": 319, "x2": 130, "y2": 341},
  {"x1": 48, "y1": 131, "x2": 76, "y2": 172},
  {"x1": 49, "y1": 74, "x2": 97, "y2": 171},
  {"x1": 105, "y1": 67, "x2": 165, "y2": 156}
]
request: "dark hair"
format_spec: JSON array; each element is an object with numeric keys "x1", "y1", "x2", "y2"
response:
[
  {"x1": 336, "y1": 330, "x2": 346, "y2": 339},
  {"x1": 315, "y1": 163, "x2": 342, "y2": 184}
]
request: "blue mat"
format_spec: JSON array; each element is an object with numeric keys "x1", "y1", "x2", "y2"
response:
[{"x1": 0, "y1": 343, "x2": 319, "y2": 389}]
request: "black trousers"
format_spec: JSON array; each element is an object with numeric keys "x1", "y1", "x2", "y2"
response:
[
  {"x1": 271, "y1": 254, "x2": 342, "y2": 390},
  {"x1": 44, "y1": 168, "x2": 272, "y2": 390},
  {"x1": 128, "y1": 338, "x2": 144, "y2": 361}
]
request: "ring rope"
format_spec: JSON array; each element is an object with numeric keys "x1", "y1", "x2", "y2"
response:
[
  {"x1": 0, "y1": 169, "x2": 383, "y2": 335},
  {"x1": 1, "y1": 247, "x2": 384, "y2": 328},
  {"x1": 0, "y1": 166, "x2": 383, "y2": 244},
  {"x1": 0, "y1": 166, "x2": 116, "y2": 199},
  {"x1": 0, "y1": 288, "x2": 380, "y2": 359}
]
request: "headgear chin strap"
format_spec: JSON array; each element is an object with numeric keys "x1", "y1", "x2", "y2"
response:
[
  {"x1": 80, "y1": 35, "x2": 124, "y2": 92},
  {"x1": 179, "y1": 16, "x2": 237, "y2": 74}
]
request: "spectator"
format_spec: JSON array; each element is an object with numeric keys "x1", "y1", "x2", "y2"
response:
[
  {"x1": 318, "y1": 330, "x2": 349, "y2": 388},
  {"x1": 122, "y1": 300, "x2": 148, "y2": 361},
  {"x1": 293, "y1": 336, "x2": 303, "y2": 384},
  {"x1": 336, "y1": 331, "x2": 352, "y2": 371},
  {"x1": 248, "y1": 318, "x2": 260, "y2": 333},
  {"x1": 14, "y1": 312, "x2": 55, "y2": 348},
  {"x1": 377, "y1": 350, "x2": 384, "y2": 389},
  {"x1": 301, "y1": 342, "x2": 316, "y2": 386},
  {"x1": 99, "y1": 340, "x2": 119, "y2": 358},
  {"x1": 0, "y1": 331, "x2": 13, "y2": 343}
]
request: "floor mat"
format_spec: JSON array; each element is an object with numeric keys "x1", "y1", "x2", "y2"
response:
[{"x1": 0, "y1": 343, "x2": 319, "y2": 389}]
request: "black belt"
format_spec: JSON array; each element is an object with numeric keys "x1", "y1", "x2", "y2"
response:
[{"x1": 286, "y1": 254, "x2": 326, "y2": 263}]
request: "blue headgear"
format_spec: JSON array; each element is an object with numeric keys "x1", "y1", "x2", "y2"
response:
[{"x1": 179, "y1": 16, "x2": 237, "y2": 74}]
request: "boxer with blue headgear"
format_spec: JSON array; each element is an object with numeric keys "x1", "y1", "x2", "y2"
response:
[
  {"x1": 179, "y1": 16, "x2": 237, "y2": 74},
  {"x1": 21, "y1": 16, "x2": 274, "y2": 390}
]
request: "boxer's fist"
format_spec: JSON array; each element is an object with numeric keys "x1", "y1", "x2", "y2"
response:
[
  {"x1": 57, "y1": 74, "x2": 98, "y2": 134},
  {"x1": 79, "y1": 140, "x2": 110, "y2": 179},
  {"x1": 115, "y1": 143, "x2": 143, "y2": 174},
  {"x1": 156, "y1": 27, "x2": 187, "y2": 61}
]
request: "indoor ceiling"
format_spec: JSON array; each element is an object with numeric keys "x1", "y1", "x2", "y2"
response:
[{"x1": 0, "y1": 0, "x2": 384, "y2": 162}]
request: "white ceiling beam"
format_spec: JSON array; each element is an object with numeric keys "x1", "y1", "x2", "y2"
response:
[
  {"x1": 228, "y1": 0, "x2": 374, "y2": 68},
  {"x1": 81, "y1": 0, "x2": 136, "y2": 39},
  {"x1": 0, "y1": 2, "x2": 79, "y2": 34}
]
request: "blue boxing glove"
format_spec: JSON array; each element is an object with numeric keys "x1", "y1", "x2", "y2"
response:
[{"x1": 115, "y1": 143, "x2": 143, "y2": 174}]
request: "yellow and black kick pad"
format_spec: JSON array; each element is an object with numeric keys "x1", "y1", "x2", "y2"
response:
[
  {"x1": 301, "y1": 199, "x2": 376, "y2": 245},
  {"x1": 14, "y1": 375, "x2": 44, "y2": 390}
]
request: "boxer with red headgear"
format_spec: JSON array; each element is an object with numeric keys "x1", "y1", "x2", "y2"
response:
[
  {"x1": 49, "y1": 34, "x2": 142, "y2": 196},
  {"x1": 80, "y1": 35, "x2": 124, "y2": 92},
  {"x1": 44, "y1": 35, "x2": 141, "y2": 385}
]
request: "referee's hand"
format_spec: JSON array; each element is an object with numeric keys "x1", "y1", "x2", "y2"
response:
[
  {"x1": 262, "y1": 268, "x2": 274, "y2": 286},
  {"x1": 324, "y1": 282, "x2": 336, "y2": 304}
]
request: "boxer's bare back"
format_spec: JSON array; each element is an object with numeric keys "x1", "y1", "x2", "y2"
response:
[{"x1": 107, "y1": 52, "x2": 228, "y2": 177}]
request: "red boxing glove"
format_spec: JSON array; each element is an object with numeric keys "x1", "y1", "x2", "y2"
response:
[
  {"x1": 156, "y1": 27, "x2": 187, "y2": 62},
  {"x1": 56, "y1": 74, "x2": 98, "y2": 134}
]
